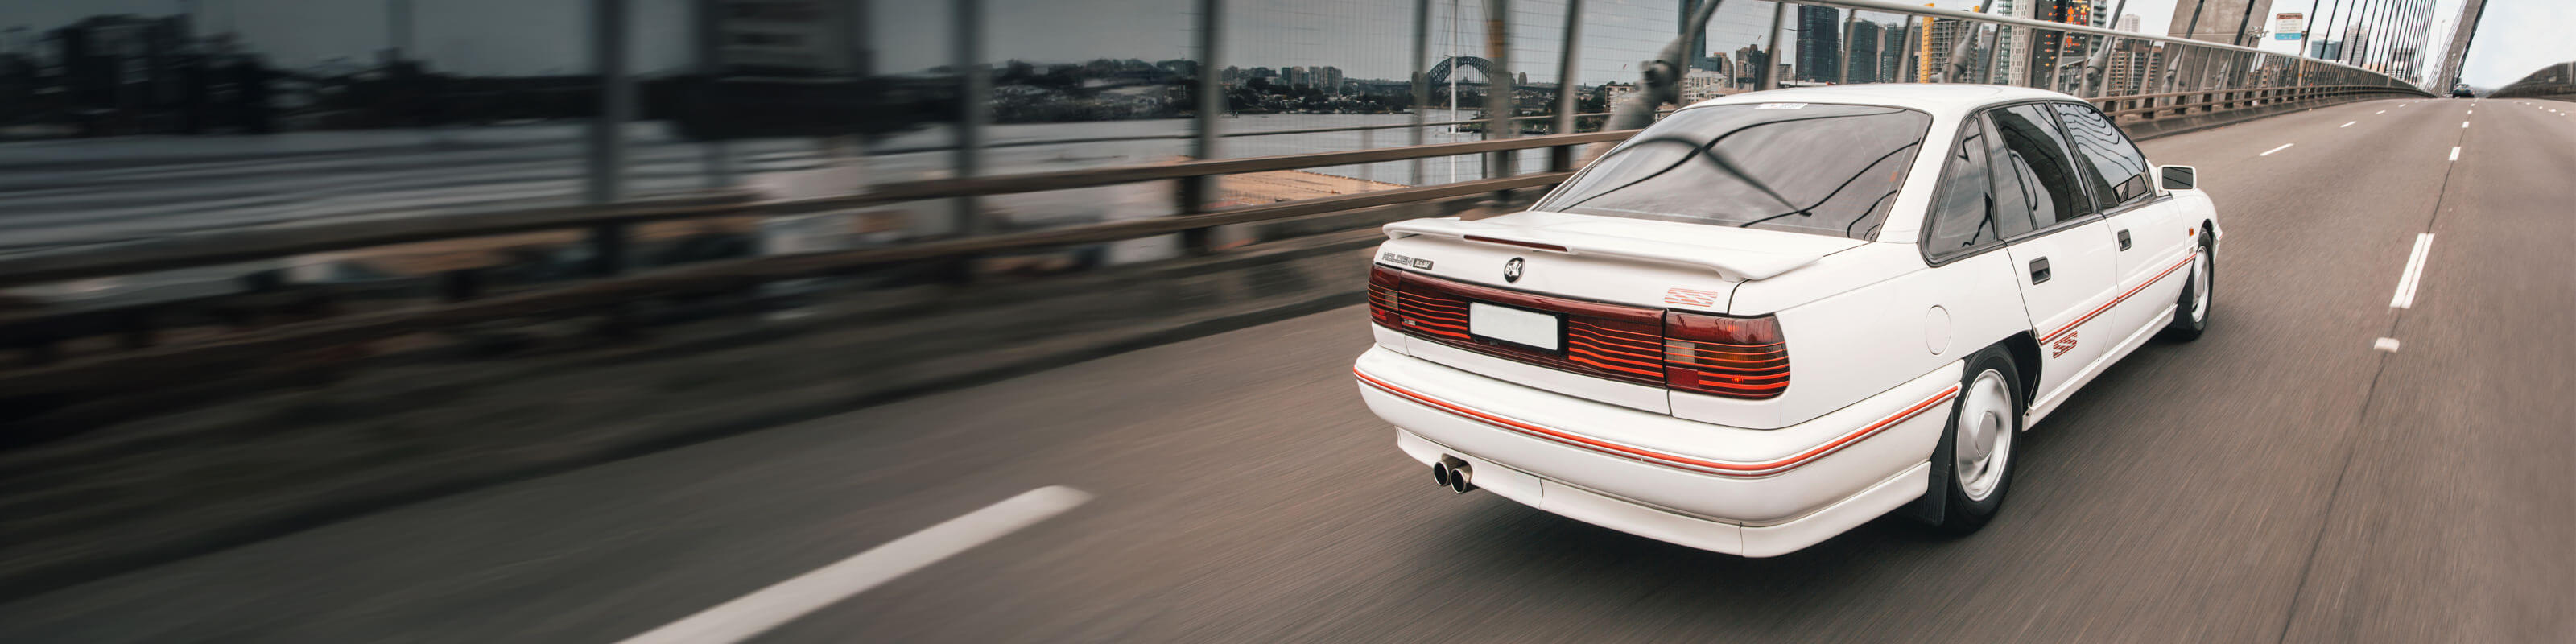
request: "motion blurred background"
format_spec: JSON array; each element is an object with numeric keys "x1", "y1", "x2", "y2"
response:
[{"x1": 1, "y1": 0, "x2": 2570, "y2": 642}]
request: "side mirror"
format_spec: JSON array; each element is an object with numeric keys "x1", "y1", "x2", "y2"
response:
[{"x1": 2158, "y1": 164, "x2": 2197, "y2": 191}]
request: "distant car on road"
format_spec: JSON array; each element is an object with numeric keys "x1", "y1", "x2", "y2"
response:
[
  {"x1": 1355, "y1": 85, "x2": 2220, "y2": 557},
  {"x1": 2452, "y1": 84, "x2": 2475, "y2": 98}
]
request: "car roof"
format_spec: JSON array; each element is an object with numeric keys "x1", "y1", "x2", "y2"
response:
[{"x1": 1683, "y1": 84, "x2": 2079, "y2": 118}]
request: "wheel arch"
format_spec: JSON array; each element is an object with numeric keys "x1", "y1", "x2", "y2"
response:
[
  {"x1": 1897, "y1": 341, "x2": 2027, "y2": 525},
  {"x1": 1996, "y1": 331, "x2": 2043, "y2": 408}
]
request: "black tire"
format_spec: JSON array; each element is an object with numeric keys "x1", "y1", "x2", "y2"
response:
[
  {"x1": 2163, "y1": 230, "x2": 2215, "y2": 341},
  {"x1": 1924, "y1": 348, "x2": 2021, "y2": 533}
]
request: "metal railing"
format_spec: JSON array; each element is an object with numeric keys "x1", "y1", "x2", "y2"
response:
[
  {"x1": 3, "y1": 0, "x2": 2436, "y2": 395},
  {"x1": 1794, "y1": 0, "x2": 2424, "y2": 98},
  {"x1": 2490, "y1": 61, "x2": 2576, "y2": 100},
  {"x1": 0, "y1": 130, "x2": 1620, "y2": 392}
]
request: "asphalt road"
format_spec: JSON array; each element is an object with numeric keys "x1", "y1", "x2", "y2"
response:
[{"x1": 3, "y1": 97, "x2": 2570, "y2": 642}]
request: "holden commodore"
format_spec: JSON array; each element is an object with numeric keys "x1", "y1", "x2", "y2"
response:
[{"x1": 1355, "y1": 85, "x2": 2218, "y2": 556}]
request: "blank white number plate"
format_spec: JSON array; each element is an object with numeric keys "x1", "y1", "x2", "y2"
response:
[{"x1": 1468, "y1": 303, "x2": 1560, "y2": 350}]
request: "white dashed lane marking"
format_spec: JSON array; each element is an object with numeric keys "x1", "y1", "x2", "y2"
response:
[
  {"x1": 2261, "y1": 143, "x2": 2294, "y2": 156},
  {"x1": 2391, "y1": 233, "x2": 2435, "y2": 310},
  {"x1": 613, "y1": 486, "x2": 1095, "y2": 644}
]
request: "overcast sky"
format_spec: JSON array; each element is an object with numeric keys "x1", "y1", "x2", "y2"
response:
[{"x1": 0, "y1": 0, "x2": 2559, "y2": 86}]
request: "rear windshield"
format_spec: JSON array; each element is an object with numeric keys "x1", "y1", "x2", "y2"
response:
[{"x1": 1533, "y1": 103, "x2": 1932, "y2": 240}]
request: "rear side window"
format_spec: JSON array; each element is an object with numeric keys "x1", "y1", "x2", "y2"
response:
[
  {"x1": 1988, "y1": 105, "x2": 2091, "y2": 228},
  {"x1": 1984, "y1": 114, "x2": 2046, "y2": 236},
  {"x1": 1923, "y1": 121, "x2": 2001, "y2": 257},
  {"x1": 1534, "y1": 103, "x2": 1933, "y2": 240},
  {"x1": 2051, "y1": 103, "x2": 2154, "y2": 209}
]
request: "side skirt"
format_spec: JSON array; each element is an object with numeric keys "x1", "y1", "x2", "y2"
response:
[{"x1": 2024, "y1": 303, "x2": 2176, "y2": 430}]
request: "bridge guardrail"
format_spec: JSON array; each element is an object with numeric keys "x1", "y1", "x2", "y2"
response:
[
  {"x1": 0, "y1": 80, "x2": 2427, "y2": 393},
  {"x1": 0, "y1": 130, "x2": 1618, "y2": 396},
  {"x1": 4, "y1": 0, "x2": 2438, "y2": 400},
  {"x1": 2488, "y1": 61, "x2": 2576, "y2": 100}
]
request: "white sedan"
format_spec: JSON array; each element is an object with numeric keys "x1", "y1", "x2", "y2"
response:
[{"x1": 1355, "y1": 85, "x2": 2218, "y2": 556}]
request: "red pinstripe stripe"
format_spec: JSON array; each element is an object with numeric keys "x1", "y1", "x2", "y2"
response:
[
  {"x1": 1356, "y1": 368, "x2": 1959, "y2": 477},
  {"x1": 2041, "y1": 252, "x2": 2198, "y2": 345}
]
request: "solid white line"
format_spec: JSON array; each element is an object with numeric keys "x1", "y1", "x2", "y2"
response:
[
  {"x1": 2340, "y1": 121, "x2": 2356, "y2": 127},
  {"x1": 2450, "y1": 147, "x2": 2461, "y2": 161},
  {"x1": 2391, "y1": 233, "x2": 2434, "y2": 309},
  {"x1": 2260, "y1": 143, "x2": 2294, "y2": 156},
  {"x1": 614, "y1": 486, "x2": 1094, "y2": 644}
]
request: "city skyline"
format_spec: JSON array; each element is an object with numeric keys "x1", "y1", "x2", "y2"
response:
[{"x1": 1, "y1": 0, "x2": 2559, "y2": 86}]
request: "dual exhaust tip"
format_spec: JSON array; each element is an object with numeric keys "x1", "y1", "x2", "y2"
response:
[{"x1": 1431, "y1": 456, "x2": 1476, "y2": 494}]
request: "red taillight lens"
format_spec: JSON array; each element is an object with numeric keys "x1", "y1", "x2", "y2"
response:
[
  {"x1": 1367, "y1": 264, "x2": 1403, "y2": 328},
  {"x1": 1663, "y1": 312, "x2": 1789, "y2": 399}
]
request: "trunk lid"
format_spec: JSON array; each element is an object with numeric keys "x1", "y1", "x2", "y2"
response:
[{"x1": 1372, "y1": 211, "x2": 1857, "y2": 415}]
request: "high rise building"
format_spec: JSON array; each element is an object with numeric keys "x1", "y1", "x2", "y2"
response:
[
  {"x1": 2166, "y1": 0, "x2": 2273, "y2": 46},
  {"x1": 2103, "y1": 38, "x2": 2159, "y2": 94},
  {"x1": 2027, "y1": 0, "x2": 2097, "y2": 93},
  {"x1": 1849, "y1": 21, "x2": 1884, "y2": 84},
  {"x1": 1794, "y1": 6, "x2": 1841, "y2": 82},
  {"x1": 2339, "y1": 23, "x2": 2370, "y2": 67},
  {"x1": 2116, "y1": 14, "x2": 2140, "y2": 33},
  {"x1": 1733, "y1": 44, "x2": 1768, "y2": 88},
  {"x1": 1923, "y1": 16, "x2": 1979, "y2": 82},
  {"x1": 1988, "y1": 0, "x2": 2034, "y2": 85},
  {"x1": 1680, "y1": 0, "x2": 1714, "y2": 72},
  {"x1": 1681, "y1": 68, "x2": 1728, "y2": 102},
  {"x1": 49, "y1": 14, "x2": 192, "y2": 115},
  {"x1": 1881, "y1": 26, "x2": 1903, "y2": 83}
]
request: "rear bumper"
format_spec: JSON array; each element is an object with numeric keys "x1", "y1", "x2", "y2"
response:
[{"x1": 1356, "y1": 346, "x2": 1960, "y2": 557}]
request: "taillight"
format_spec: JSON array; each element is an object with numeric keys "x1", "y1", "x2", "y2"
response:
[
  {"x1": 1367, "y1": 264, "x2": 1402, "y2": 328},
  {"x1": 1663, "y1": 312, "x2": 1789, "y2": 399}
]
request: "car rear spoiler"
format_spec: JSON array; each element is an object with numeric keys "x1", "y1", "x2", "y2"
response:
[{"x1": 1381, "y1": 218, "x2": 1839, "y2": 282}]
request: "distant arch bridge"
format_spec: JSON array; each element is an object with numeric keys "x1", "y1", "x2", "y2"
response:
[{"x1": 1424, "y1": 56, "x2": 1498, "y2": 87}]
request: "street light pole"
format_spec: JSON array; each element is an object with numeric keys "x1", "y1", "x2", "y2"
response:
[
  {"x1": 1761, "y1": 2, "x2": 1786, "y2": 90},
  {"x1": 1480, "y1": 0, "x2": 1513, "y2": 180},
  {"x1": 952, "y1": 0, "x2": 989, "y2": 238},
  {"x1": 389, "y1": 0, "x2": 412, "y2": 62},
  {"x1": 1551, "y1": 0, "x2": 1583, "y2": 171},
  {"x1": 585, "y1": 0, "x2": 632, "y2": 275},
  {"x1": 1410, "y1": 0, "x2": 1430, "y2": 184}
]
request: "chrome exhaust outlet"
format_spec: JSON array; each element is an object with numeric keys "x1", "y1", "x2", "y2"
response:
[{"x1": 1434, "y1": 456, "x2": 1476, "y2": 493}]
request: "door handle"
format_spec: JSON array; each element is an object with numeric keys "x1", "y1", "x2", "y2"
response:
[
  {"x1": 2117, "y1": 229, "x2": 2132, "y2": 250},
  {"x1": 2029, "y1": 257, "x2": 2052, "y2": 284}
]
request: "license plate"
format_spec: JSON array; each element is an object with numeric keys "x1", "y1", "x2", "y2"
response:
[{"x1": 1468, "y1": 302, "x2": 1561, "y2": 351}]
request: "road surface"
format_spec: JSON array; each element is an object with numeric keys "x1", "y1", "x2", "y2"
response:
[{"x1": 2, "y1": 97, "x2": 2570, "y2": 642}]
